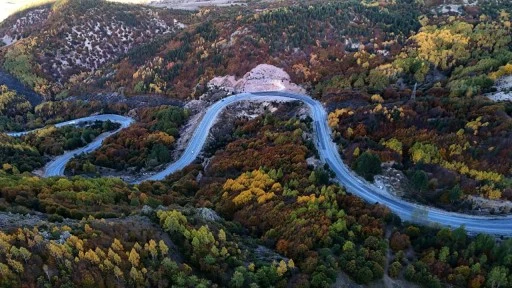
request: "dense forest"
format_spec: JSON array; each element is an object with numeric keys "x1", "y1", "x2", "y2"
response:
[
  {"x1": 0, "y1": 0, "x2": 512, "y2": 287},
  {"x1": 1, "y1": 105, "x2": 512, "y2": 287},
  {"x1": 67, "y1": 106, "x2": 189, "y2": 175},
  {"x1": 328, "y1": 89, "x2": 512, "y2": 209}
]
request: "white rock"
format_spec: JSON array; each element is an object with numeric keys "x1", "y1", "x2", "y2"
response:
[
  {"x1": 208, "y1": 64, "x2": 305, "y2": 94},
  {"x1": 197, "y1": 207, "x2": 221, "y2": 222}
]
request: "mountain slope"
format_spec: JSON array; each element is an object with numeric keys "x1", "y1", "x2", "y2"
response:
[{"x1": 0, "y1": 0, "x2": 188, "y2": 99}]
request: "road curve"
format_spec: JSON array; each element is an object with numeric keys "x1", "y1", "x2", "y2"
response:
[
  {"x1": 6, "y1": 92, "x2": 512, "y2": 235},
  {"x1": 7, "y1": 114, "x2": 135, "y2": 177}
]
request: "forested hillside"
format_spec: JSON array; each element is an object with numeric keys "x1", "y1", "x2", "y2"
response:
[
  {"x1": 4, "y1": 0, "x2": 512, "y2": 101},
  {"x1": 0, "y1": 0, "x2": 189, "y2": 99},
  {"x1": 1, "y1": 104, "x2": 512, "y2": 287},
  {"x1": 67, "y1": 106, "x2": 189, "y2": 175}
]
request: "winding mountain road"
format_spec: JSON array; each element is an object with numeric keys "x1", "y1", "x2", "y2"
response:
[
  {"x1": 7, "y1": 91, "x2": 512, "y2": 236},
  {"x1": 7, "y1": 114, "x2": 135, "y2": 176}
]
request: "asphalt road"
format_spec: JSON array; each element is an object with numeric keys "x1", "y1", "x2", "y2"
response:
[
  {"x1": 7, "y1": 92, "x2": 512, "y2": 235},
  {"x1": 7, "y1": 114, "x2": 135, "y2": 176}
]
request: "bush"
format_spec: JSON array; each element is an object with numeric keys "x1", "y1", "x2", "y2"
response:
[
  {"x1": 353, "y1": 152, "x2": 382, "y2": 181},
  {"x1": 389, "y1": 261, "x2": 402, "y2": 278},
  {"x1": 410, "y1": 169, "x2": 429, "y2": 192},
  {"x1": 48, "y1": 214, "x2": 64, "y2": 223}
]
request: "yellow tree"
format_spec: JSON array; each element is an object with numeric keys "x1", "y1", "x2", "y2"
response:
[
  {"x1": 101, "y1": 259, "x2": 114, "y2": 272},
  {"x1": 83, "y1": 249, "x2": 101, "y2": 264},
  {"x1": 18, "y1": 247, "x2": 31, "y2": 263},
  {"x1": 128, "y1": 248, "x2": 140, "y2": 267},
  {"x1": 145, "y1": 240, "x2": 158, "y2": 261},
  {"x1": 218, "y1": 229, "x2": 227, "y2": 242},
  {"x1": 108, "y1": 248, "x2": 122, "y2": 266},
  {"x1": 130, "y1": 267, "x2": 144, "y2": 285},
  {"x1": 113, "y1": 265, "x2": 124, "y2": 281},
  {"x1": 0, "y1": 263, "x2": 14, "y2": 280},
  {"x1": 276, "y1": 260, "x2": 288, "y2": 276},
  {"x1": 158, "y1": 240, "x2": 169, "y2": 258},
  {"x1": 111, "y1": 238, "x2": 124, "y2": 252},
  {"x1": 7, "y1": 258, "x2": 23, "y2": 274}
]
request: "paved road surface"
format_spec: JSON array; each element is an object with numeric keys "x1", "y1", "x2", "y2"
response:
[
  {"x1": 7, "y1": 114, "x2": 134, "y2": 176},
  {"x1": 7, "y1": 91, "x2": 512, "y2": 236}
]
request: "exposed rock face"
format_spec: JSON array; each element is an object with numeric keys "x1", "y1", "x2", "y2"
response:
[
  {"x1": 487, "y1": 75, "x2": 512, "y2": 102},
  {"x1": 197, "y1": 207, "x2": 221, "y2": 222},
  {"x1": 208, "y1": 64, "x2": 306, "y2": 94}
]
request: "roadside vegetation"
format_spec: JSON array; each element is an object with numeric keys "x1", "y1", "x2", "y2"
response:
[
  {"x1": 67, "y1": 106, "x2": 189, "y2": 175},
  {"x1": 1, "y1": 106, "x2": 512, "y2": 287}
]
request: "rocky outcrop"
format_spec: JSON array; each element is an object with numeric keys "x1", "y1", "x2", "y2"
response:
[{"x1": 208, "y1": 64, "x2": 306, "y2": 94}]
